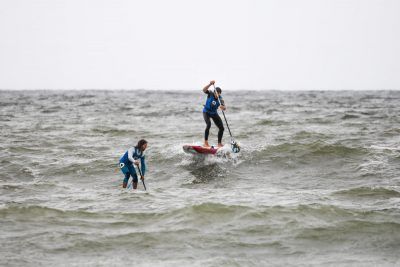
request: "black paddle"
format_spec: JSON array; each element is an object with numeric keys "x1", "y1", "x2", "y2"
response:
[
  {"x1": 212, "y1": 84, "x2": 240, "y2": 153},
  {"x1": 136, "y1": 163, "x2": 147, "y2": 191}
]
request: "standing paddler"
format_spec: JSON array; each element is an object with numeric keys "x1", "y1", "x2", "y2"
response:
[
  {"x1": 202, "y1": 80, "x2": 226, "y2": 148},
  {"x1": 119, "y1": 139, "x2": 147, "y2": 189}
]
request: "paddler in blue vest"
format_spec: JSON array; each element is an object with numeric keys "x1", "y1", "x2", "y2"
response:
[
  {"x1": 202, "y1": 80, "x2": 226, "y2": 148},
  {"x1": 119, "y1": 139, "x2": 147, "y2": 189}
]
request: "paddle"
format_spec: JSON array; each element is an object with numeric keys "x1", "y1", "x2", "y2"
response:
[
  {"x1": 212, "y1": 84, "x2": 240, "y2": 153},
  {"x1": 135, "y1": 163, "x2": 147, "y2": 191}
]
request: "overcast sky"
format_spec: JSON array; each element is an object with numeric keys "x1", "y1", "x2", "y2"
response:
[{"x1": 0, "y1": 0, "x2": 399, "y2": 90}]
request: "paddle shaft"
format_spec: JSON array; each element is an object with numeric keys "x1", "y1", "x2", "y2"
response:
[
  {"x1": 212, "y1": 84, "x2": 234, "y2": 139},
  {"x1": 135, "y1": 163, "x2": 147, "y2": 191}
]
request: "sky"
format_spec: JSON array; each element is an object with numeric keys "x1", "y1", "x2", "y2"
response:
[{"x1": 0, "y1": 0, "x2": 399, "y2": 90}]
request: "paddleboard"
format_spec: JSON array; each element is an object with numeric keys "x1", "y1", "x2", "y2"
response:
[{"x1": 182, "y1": 145, "x2": 220, "y2": 155}]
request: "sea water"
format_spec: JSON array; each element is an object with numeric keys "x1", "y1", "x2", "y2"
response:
[{"x1": 1, "y1": 90, "x2": 399, "y2": 266}]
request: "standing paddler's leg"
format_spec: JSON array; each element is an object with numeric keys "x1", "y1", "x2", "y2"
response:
[
  {"x1": 122, "y1": 173, "x2": 130, "y2": 188},
  {"x1": 211, "y1": 114, "x2": 224, "y2": 147},
  {"x1": 203, "y1": 112, "x2": 212, "y2": 147},
  {"x1": 128, "y1": 164, "x2": 139, "y2": 189},
  {"x1": 132, "y1": 173, "x2": 138, "y2": 189},
  {"x1": 120, "y1": 162, "x2": 130, "y2": 188}
]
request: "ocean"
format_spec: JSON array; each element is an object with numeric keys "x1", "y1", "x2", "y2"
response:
[{"x1": 1, "y1": 90, "x2": 399, "y2": 266}]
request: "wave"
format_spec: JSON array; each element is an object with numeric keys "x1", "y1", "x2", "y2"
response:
[
  {"x1": 341, "y1": 114, "x2": 360, "y2": 120},
  {"x1": 0, "y1": 205, "x2": 155, "y2": 221},
  {"x1": 91, "y1": 127, "x2": 136, "y2": 136},
  {"x1": 305, "y1": 117, "x2": 334, "y2": 124},
  {"x1": 383, "y1": 128, "x2": 400, "y2": 137},
  {"x1": 40, "y1": 105, "x2": 63, "y2": 114},
  {"x1": 0, "y1": 203, "x2": 251, "y2": 227},
  {"x1": 291, "y1": 131, "x2": 331, "y2": 141},
  {"x1": 256, "y1": 119, "x2": 289, "y2": 126},
  {"x1": 295, "y1": 220, "x2": 400, "y2": 246},
  {"x1": 3, "y1": 202, "x2": 393, "y2": 222},
  {"x1": 78, "y1": 102, "x2": 95, "y2": 107},
  {"x1": 2, "y1": 202, "x2": 399, "y2": 257},
  {"x1": 250, "y1": 141, "x2": 366, "y2": 161},
  {"x1": 334, "y1": 187, "x2": 400, "y2": 199}
]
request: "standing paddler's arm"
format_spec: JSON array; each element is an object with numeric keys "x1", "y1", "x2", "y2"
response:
[
  {"x1": 218, "y1": 95, "x2": 226, "y2": 110},
  {"x1": 203, "y1": 80, "x2": 215, "y2": 94},
  {"x1": 127, "y1": 147, "x2": 136, "y2": 163},
  {"x1": 140, "y1": 156, "x2": 146, "y2": 176}
]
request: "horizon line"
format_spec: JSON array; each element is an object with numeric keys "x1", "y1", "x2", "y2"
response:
[{"x1": 1, "y1": 88, "x2": 399, "y2": 91}]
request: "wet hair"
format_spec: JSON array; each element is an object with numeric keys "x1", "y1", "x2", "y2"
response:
[
  {"x1": 136, "y1": 139, "x2": 148, "y2": 151},
  {"x1": 215, "y1": 87, "x2": 222, "y2": 94}
]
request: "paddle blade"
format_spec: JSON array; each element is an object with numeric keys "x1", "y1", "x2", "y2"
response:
[
  {"x1": 231, "y1": 140, "x2": 241, "y2": 153},
  {"x1": 142, "y1": 180, "x2": 147, "y2": 191}
]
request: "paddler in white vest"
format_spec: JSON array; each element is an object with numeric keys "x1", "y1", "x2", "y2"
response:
[{"x1": 119, "y1": 139, "x2": 147, "y2": 189}]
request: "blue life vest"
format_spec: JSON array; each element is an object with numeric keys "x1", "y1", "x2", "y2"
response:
[
  {"x1": 120, "y1": 147, "x2": 144, "y2": 166},
  {"x1": 203, "y1": 93, "x2": 222, "y2": 115}
]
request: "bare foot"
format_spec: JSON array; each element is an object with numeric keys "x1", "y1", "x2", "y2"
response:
[
  {"x1": 203, "y1": 142, "x2": 211, "y2": 148},
  {"x1": 218, "y1": 143, "x2": 224, "y2": 148}
]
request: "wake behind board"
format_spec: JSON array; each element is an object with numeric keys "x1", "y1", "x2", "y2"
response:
[{"x1": 182, "y1": 145, "x2": 219, "y2": 155}]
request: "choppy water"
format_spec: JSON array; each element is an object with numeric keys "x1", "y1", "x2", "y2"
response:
[{"x1": 1, "y1": 90, "x2": 400, "y2": 266}]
